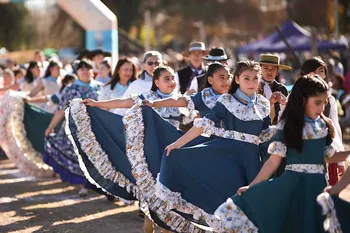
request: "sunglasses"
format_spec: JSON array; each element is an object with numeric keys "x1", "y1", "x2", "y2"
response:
[{"x1": 146, "y1": 61, "x2": 160, "y2": 66}]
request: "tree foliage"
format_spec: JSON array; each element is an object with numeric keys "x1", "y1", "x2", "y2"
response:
[
  {"x1": 0, "y1": 3, "x2": 32, "y2": 50},
  {"x1": 101, "y1": 0, "x2": 143, "y2": 31}
]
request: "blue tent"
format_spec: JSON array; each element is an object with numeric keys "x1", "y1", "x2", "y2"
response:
[{"x1": 237, "y1": 20, "x2": 349, "y2": 54}]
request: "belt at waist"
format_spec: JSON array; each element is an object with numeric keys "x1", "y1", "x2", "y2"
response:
[{"x1": 285, "y1": 164, "x2": 324, "y2": 174}]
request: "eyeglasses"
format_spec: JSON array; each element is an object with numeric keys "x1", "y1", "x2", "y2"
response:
[{"x1": 146, "y1": 61, "x2": 160, "y2": 66}]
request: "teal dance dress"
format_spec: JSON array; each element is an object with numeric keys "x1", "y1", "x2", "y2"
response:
[{"x1": 214, "y1": 116, "x2": 337, "y2": 233}]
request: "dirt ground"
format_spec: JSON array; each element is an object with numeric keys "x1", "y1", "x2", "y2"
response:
[
  {"x1": 0, "y1": 155, "x2": 144, "y2": 233},
  {"x1": 1, "y1": 153, "x2": 350, "y2": 233}
]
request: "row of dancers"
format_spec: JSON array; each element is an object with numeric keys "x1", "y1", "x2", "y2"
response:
[{"x1": 1, "y1": 48, "x2": 350, "y2": 232}]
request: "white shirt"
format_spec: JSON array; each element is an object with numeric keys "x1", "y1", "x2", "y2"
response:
[
  {"x1": 122, "y1": 73, "x2": 153, "y2": 98},
  {"x1": 174, "y1": 72, "x2": 198, "y2": 94},
  {"x1": 112, "y1": 72, "x2": 152, "y2": 115},
  {"x1": 328, "y1": 95, "x2": 344, "y2": 151},
  {"x1": 99, "y1": 83, "x2": 128, "y2": 101}
]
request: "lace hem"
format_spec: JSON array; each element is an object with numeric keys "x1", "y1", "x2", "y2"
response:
[
  {"x1": 67, "y1": 98, "x2": 140, "y2": 202},
  {"x1": 123, "y1": 104, "x2": 209, "y2": 232},
  {"x1": 155, "y1": 175, "x2": 223, "y2": 232},
  {"x1": 214, "y1": 198, "x2": 258, "y2": 233},
  {"x1": 0, "y1": 92, "x2": 52, "y2": 177},
  {"x1": 5, "y1": 91, "x2": 53, "y2": 172},
  {"x1": 317, "y1": 192, "x2": 342, "y2": 233}
]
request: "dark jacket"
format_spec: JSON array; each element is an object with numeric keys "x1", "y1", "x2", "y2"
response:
[
  {"x1": 177, "y1": 65, "x2": 206, "y2": 94},
  {"x1": 258, "y1": 79, "x2": 288, "y2": 125}
]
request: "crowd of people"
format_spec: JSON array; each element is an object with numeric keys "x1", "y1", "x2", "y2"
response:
[{"x1": 1, "y1": 42, "x2": 350, "y2": 233}]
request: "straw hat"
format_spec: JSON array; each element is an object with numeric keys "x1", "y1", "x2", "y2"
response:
[
  {"x1": 259, "y1": 54, "x2": 292, "y2": 70},
  {"x1": 182, "y1": 41, "x2": 209, "y2": 57}
]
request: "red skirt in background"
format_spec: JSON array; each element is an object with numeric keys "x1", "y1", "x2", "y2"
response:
[{"x1": 328, "y1": 163, "x2": 338, "y2": 185}]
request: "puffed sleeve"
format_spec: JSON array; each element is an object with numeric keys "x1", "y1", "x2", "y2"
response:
[
  {"x1": 324, "y1": 134, "x2": 336, "y2": 158},
  {"x1": 267, "y1": 125, "x2": 287, "y2": 158},
  {"x1": 179, "y1": 95, "x2": 197, "y2": 125},
  {"x1": 57, "y1": 86, "x2": 78, "y2": 110},
  {"x1": 193, "y1": 101, "x2": 227, "y2": 136},
  {"x1": 258, "y1": 116, "x2": 278, "y2": 143}
]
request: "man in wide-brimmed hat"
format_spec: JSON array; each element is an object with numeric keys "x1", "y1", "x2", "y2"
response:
[
  {"x1": 175, "y1": 41, "x2": 209, "y2": 94},
  {"x1": 258, "y1": 54, "x2": 291, "y2": 178},
  {"x1": 258, "y1": 54, "x2": 291, "y2": 125},
  {"x1": 195, "y1": 47, "x2": 231, "y2": 90}
]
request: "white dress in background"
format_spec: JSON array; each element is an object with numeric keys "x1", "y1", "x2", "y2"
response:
[
  {"x1": 18, "y1": 78, "x2": 39, "y2": 93},
  {"x1": 98, "y1": 82, "x2": 130, "y2": 114}
]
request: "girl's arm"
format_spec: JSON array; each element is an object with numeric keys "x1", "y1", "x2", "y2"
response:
[
  {"x1": 151, "y1": 97, "x2": 188, "y2": 108},
  {"x1": 237, "y1": 155, "x2": 282, "y2": 195},
  {"x1": 325, "y1": 166, "x2": 350, "y2": 194},
  {"x1": 325, "y1": 151, "x2": 350, "y2": 163},
  {"x1": 82, "y1": 98, "x2": 134, "y2": 109},
  {"x1": 45, "y1": 110, "x2": 65, "y2": 136},
  {"x1": 165, "y1": 101, "x2": 226, "y2": 155},
  {"x1": 25, "y1": 96, "x2": 49, "y2": 103},
  {"x1": 28, "y1": 79, "x2": 44, "y2": 97},
  {"x1": 165, "y1": 126, "x2": 203, "y2": 156}
]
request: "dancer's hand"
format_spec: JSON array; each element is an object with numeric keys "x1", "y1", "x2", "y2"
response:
[
  {"x1": 338, "y1": 165, "x2": 345, "y2": 176},
  {"x1": 276, "y1": 92, "x2": 287, "y2": 105},
  {"x1": 142, "y1": 99, "x2": 153, "y2": 107},
  {"x1": 45, "y1": 128, "x2": 53, "y2": 137},
  {"x1": 324, "y1": 186, "x2": 340, "y2": 195},
  {"x1": 185, "y1": 89, "x2": 196, "y2": 95},
  {"x1": 165, "y1": 142, "x2": 180, "y2": 156},
  {"x1": 24, "y1": 97, "x2": 32, "y2": 103},
  {"x1": 237, "y1": 186, "x2": 249, "y2": 195},
  {"x1": 269, "y1": 92, "x2": 279, "y2": 105},
  {"x1": 81, "y1": 99, "x2": 98, "y2": 107}
]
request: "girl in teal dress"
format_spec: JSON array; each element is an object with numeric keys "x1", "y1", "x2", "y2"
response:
[
  {"x1": 214, "y1": 74, "x2": 350, "y2": 233},
  {"x1": 318, "y1": 163, "x2": 350, "y2": 233},
  {"x1": 144, "y1": 62, "x2": 232, "y2": 121}
]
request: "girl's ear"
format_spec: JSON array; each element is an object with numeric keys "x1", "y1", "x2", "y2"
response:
[
  {"x1": 235, "y1": 76, "x2": 240, "y2": 85},
  {"x1": 208, "y1": 76, "x2": 213, "y2": 85},
  {"x1": 155, "y1": 79, "x2": 160, "y2": 87}
]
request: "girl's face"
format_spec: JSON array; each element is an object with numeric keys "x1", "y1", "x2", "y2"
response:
[
  {"x1": 155, "y1": 70, "x2": 176, "y2": 94},
  {"x1": 304, "y1": 92, "x2": 328, "y2": 119},
  {"x1": 208, "y1": 67, "x2": 231, "y2": 94},
  {"x1": 3, "y1": 73, "x2": 13, "y2": 85},
  {"x1": 235, "y1": 69, "x2": 260, "y2": 96},
  {"x1": 143, "y1": 56, "x2": 161, "y2": 76},
  {"x1": 118, "y1": 62, "x2": 133, "y2": 83},
  {"x1": 15, "y1": 72, "x2": 24, "y2": 80},
  {"x1": 77, "y1": 66, "x2": 93, "y2": 82},
  {"x1": 50, "y1": 65, "x2": 60, "y2": 78},
  {"x1": 98, "y1": 63, "x2": 110, "y2": 78},
  {"x1": 314, "y1": 66, "x2": 326, "y2": 80},
  {"x1": 31, "y1": 65, "x2": 41, "y2": 77}
]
